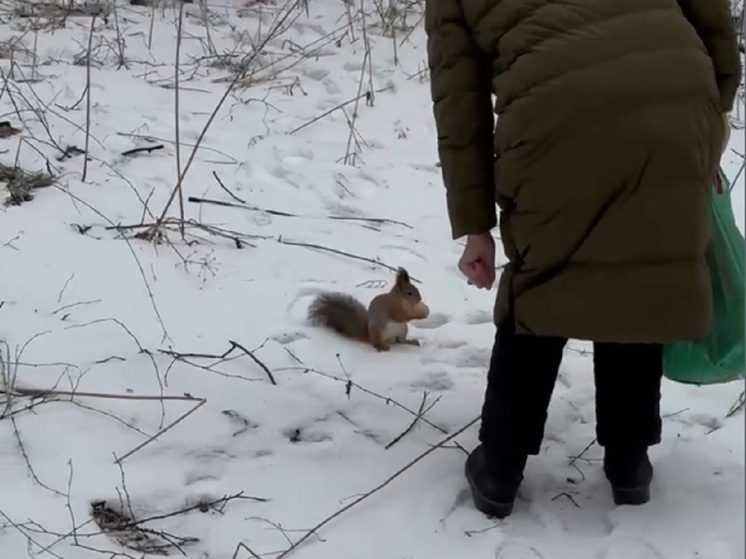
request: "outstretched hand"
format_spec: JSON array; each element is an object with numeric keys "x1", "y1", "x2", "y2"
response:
[{"x1": 458, "y1": 233, "x2": 496, "y2": 289}]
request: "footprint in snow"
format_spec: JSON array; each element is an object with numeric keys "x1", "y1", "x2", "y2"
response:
[
  {"x1": 596, "y1": 539, "x2": 663, "y2": 559},
  {"x1": 343, "y1": 61, "x2": 363, "y2": 72},
  {"x1": 410, "y1": 162, "x2": 440, "y2": 173},
  {"x1": 221, "y1": 409, "x2": 259, "y2": 437},
  {"x1": 435, "y1": 339, "x2": 468, "y2": 350},
  {"x1": 281, "y1": 150, "x2": 314, "y2": 166},
  {"x1": 323, "y1": 79, "x2": 341, "y2": 95},
  {"x1": 556, "y1": 371, "x2": 573, "y2": 389},
  {"x1": 271, "y1": 331, "x2": 308, "y2": 345},
  {"x1": 420, "y1": 354, "x2": 446, "y2": 366},
  {"x1": 438, "y1": 486, "x2": 473, "y2": 524},
  {"x1": 494, "y1": 541, "x2": 545, "y2": 559},
  {"x1": 409, "y1": 370, "x2": 455, "y2": 392},
  {"x1": 302, "y1": 67, "x2": 329, "y2": 81},
  {"x1": 324, "y1": 200, "x2": 366, "y2": 218},
  {"x1": 269, "y1": 165, "x2": 302, "y2": 188},
  {"x1": 455, "y1": 346, "x2": 492, "y2": 369},
  {"x1": 463, "y1": 309, "x2": 493, "y2": 325},
  {"x1": 419, "y1": 346, "x2": 490, "y2": 369},
  {"x1": 669, "y1": 411, "x2": 723, "y2": 433},
  {"x1": 184, "y1": 471, "x2": 220, "y2": 486},
  {"x1": 379, "y1": 244, "x2": 428, "y2": 262},
  {"x1": 185, "y1": 447, "x2": 235, "y2": 461},
  {"x1": 283, "y1": 427, "x2": 332, "y2": 444},
  {"x1": 414, "y1": 312, "x2": 450, "y2": 330}
]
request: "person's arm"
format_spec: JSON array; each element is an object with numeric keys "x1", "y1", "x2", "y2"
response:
[
  {"x1": 425, "y1": 0, "x2": 496, "y2": 240},
  {"x1": 677, "y1": 0, "x2": 742, "y2": 112}
]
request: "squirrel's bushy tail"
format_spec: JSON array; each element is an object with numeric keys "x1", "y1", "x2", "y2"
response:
[{"x1": 308, "y1": 292, "x2": 369, "y2": 342}]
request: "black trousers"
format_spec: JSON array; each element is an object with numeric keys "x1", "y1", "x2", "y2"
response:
[{"x1": 478, "y1": 321, "x2": 663, "y2": 460}]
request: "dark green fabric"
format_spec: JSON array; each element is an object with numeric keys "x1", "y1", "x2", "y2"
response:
[
  {"x1": 663, "y1": 171, "x2": 746, "y2": 385},
  {"x1": 425, "y1": 0, "x2": 742, "y2": 343}
]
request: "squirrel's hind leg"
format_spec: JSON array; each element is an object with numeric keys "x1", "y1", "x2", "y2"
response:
[
  {"x1": 368, "y1": 326, "x2": 391, "y2": 352},
  {"x1": 392, "y1": 324, "x2": 420, "y2": 347}
]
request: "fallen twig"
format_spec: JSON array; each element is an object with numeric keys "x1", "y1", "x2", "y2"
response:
[
  {"x1": 64, "y1": 317, "x2": 166, "y2": 425},
  {"x1": 187, "y1": 196, "x2": 412, "y2": 229},
  {"x1": 81, "y1": 15, "x2": 95, "y2": 182},
  {"x1": 726, "y1": 390, "x2": 745, "y2": 418},
  {"x1": 271, "y1": 416, "x2": 480, "y2": 559},
  {"x1": 3, "y1": 337, "x2": 65, "y2": 496},
  {"x1": 662, "y1": 407, "x2": 690, "y2": 419},
  {"x1": 228, "y1": 340, "x2": 277, "y2": 385},
  {"x1": 115, "y1": 398, "x2": 207, "y2": 464},
  {"x1": 174, "y1": 0, "x2": 185, "y2": 239},
  {"x1": 9, "y1": 386, "x2": 202, "y2": 402},
  {"x1": 129, "y1": 492, "x2": 267, "y2": 528},
  {"x1": 551, "y1": 491, "x2": 581, "y2": 509},
  {"x1": 385, "y1": 391, "x2": 441, "y2": 449},
  {"x1": 107, "y1": 218, "x2": 267, "y2": 249},
  {"x1": 288, "y1": 86, "x2": 392, "y2": 135},
  {"x1": 343, "y1": 6, "x2": 372, "y2": 166},
  {"x1": 66, "y1": 460, "x2": 78, "y2": 545},
  {"x1": 277, "y1": 238, "x2": 420, "y2": 282},
  {"x1": 277, "y1": 364, "x2": 459, "y2": 448},
  {"x1": 212, "y1": 170, "x2": 246, "y2": 204},
  {"x1": 159, "y1": 340, "x2": 277, "y2": 386},
  {"x1": 233, "y1": 542, "x2": 262, "y2": 559},
  {"x1": 0, "y1": 509, "x2": 64, "y2": 559},
  {"x1": 10, "y1": 400, "x2": 65, "y2": 496},
  {"x1": 116, "y1": 132, "x2": 237, "y2": 164},
  {"x1": 568, "y1": 438, "x2": 597, "y2": 467},
  {"x1": 50, "y1": 188, "x2": 171, "y2": 344},
  {"x1": 121, "y1": 144, "x2": 164, "y2": 157}
]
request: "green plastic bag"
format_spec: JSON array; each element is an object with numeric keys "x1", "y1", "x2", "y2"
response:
[{"x1": 663, "y1": 169, "x2": 745, "y2": 385}]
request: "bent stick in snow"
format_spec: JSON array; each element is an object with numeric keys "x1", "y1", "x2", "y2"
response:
[
  {"x1": 277, "y1": 238, "x2": 421, "y2": 282},
  {"x1": 5, "y1": 386, "x2": 206, "y2": 463},
  {"x1": 269, "y1": 416, "x2": 480, "y2": 559},
  {"x1": 187, "y1": 195, "x2": 412, "y2": 229},
  {"x1": 115, "y1": 398, "x2": 207, "y2": 464},
  {"x1": 9, "y1": 387, "x2": 202, "y2": 401}
]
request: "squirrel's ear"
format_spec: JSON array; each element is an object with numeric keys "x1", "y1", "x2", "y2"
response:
[{"x1": 395, "y1": 267, "x2": 410, "y2": 287}]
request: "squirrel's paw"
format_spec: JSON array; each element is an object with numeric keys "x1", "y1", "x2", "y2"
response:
[{"x1": 401, "y1": 338, "x2": 421, "y2": 347}]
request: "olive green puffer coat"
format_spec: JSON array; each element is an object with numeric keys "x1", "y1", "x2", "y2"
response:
[{"x1": 426, "y1": 0, "x2": 742, "y2": 343}]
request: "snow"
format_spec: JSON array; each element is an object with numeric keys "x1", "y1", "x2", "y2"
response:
[{"x1": 0, "y1": 1, "x2": 743, "y2": 558}]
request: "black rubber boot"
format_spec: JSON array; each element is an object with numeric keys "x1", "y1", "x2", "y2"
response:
[
  {"x1": 603, "y1": 447, "x2": 654, "y2": 506},
  {"x1": 465, "y1": 444, "x2": 527, "y2": 519}
]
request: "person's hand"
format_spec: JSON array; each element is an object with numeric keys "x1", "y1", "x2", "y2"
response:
[{"x1": 458, "y1": 233, "x2": 496, "y2": 289}]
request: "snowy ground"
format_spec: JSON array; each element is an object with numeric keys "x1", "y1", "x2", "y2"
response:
[{"x1": 0, "y1": 2, "x2": 744, "y2": 558}]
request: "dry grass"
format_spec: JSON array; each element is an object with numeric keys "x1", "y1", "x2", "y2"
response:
[{"x1": 0, "y1": 161, "x2": 54, "y2": 205}]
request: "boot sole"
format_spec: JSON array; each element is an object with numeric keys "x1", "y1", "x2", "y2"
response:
[
  {"x1": 611, "y1": 483, "x2": 650, "y2": 506},
  {"x1": 466, "y1": 477, "x2": 515, "y2": 519}
]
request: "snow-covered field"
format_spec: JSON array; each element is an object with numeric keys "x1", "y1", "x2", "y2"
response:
[{"x1": 0, "y1": 2, "x2": 744, "y2": 558}]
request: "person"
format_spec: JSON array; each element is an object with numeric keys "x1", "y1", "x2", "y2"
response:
[{"x1": 425, "y1": 0, "x2": 741, "y2": 518}]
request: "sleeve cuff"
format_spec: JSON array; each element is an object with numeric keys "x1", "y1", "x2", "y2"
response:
[{"x1": 446, "y1": 187, "x2": 497, "y2": 240}]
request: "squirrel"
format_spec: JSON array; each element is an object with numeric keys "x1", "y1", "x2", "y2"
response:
[{"x1": 307, "y1": 267, "x2": 430, "y2": 352}]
